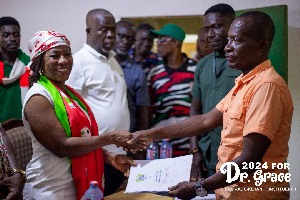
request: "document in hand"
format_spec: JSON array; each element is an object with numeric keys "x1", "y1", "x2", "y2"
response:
[{"x1": 125, "y1": 155, "x2": 193, "y2": 193}]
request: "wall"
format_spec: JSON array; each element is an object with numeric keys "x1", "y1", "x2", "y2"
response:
[{"x1": 0, "y1": 0, "x2": 299, "y2": 198}]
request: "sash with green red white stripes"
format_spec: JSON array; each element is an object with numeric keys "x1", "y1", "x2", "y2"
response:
[{"x1": 38, "y1": 75, "x2": 104, "y2": 200}]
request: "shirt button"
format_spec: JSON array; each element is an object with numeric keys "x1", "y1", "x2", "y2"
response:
[{"x1": 216, "y1": 87, "x2": 218, "y2": 91}]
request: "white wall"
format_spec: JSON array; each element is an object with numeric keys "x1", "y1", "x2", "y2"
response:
[{"x1": 1, "y1": 0, "x2": 299, "y2": 198}]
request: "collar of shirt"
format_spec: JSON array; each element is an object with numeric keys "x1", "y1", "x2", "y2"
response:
[
  {"x1": 164, "y1": 53, "x2": 189, "y2": 74},
  {"x1": 120, "y1": 55, "x2": 137, "y2": 69},
  {"x1": 233, "y1": 60, "x2": 272, "y2": 96},
  {"x1": 238, "y1": 59, "x2": 272, "y2": 84},
  {"x1": 83, "y1": 43, "x2": 116, "y2": 60},
  {"x1": 214, "y1": 50, "x2": 226, "y2": 58}
]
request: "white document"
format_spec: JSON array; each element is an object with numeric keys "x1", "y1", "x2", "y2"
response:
[{"x1": 125, "y1": 155, "x2": 193, "y2": 193}]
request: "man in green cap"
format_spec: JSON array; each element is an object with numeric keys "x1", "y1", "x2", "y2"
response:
[{"x1": 147, "y1": 23, "x2": 197, "y2": 157}]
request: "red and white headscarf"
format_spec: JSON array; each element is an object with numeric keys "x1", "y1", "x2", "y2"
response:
[{"x1": 26, "y1": 31, "x2": 70, "y2": 70}]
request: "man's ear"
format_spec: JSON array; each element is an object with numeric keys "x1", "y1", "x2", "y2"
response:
[
  {"x1": 86, "y1": 27, "x2": 91, "y2": 35},
  {"x1": 259, "y1": 39, "x2": 268, "y2": 52}
]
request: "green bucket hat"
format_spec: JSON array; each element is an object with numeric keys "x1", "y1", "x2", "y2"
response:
[{"x1": 149, "y1": 24, "x2": 186, "y2": 42}]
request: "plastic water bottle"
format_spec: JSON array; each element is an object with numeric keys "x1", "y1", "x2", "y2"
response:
[
  {"x1": 160, "y1": 138, "x2": 172, "y2": 159},
  {"x1": 85, "y1": 181, "x2": 103, "y2": 200},
  {"x1": 146, "y1": 141, "x2": 159, "y2": 160}
]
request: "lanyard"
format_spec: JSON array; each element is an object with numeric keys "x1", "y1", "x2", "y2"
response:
[{"x1": 213, "y1": 56, "x2": 228, "y2": 78}]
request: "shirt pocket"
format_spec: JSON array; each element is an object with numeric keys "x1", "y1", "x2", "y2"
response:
[{"x1": 224, "y1": 104, "x2": 244, "y2": 145}]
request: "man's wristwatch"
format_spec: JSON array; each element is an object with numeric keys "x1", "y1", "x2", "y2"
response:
[
  {"x1": 195, "y1": 179, "x2": 207, "y2": 197},
  {"x1": 10, "y1": 168, "x2": 27, "y2": 182}
]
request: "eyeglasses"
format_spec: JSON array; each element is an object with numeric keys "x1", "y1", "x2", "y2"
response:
[
  {"x1": 117, "y1": 33, "x2": 135, "y2": 43},
  {"x1": 157, "y1": 38, "x2": 173, "y2": 44}
]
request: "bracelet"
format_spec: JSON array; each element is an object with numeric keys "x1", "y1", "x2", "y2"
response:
[
  {"x1": 10, "y1": 168, "x2": 27, "y2": 183},
  {"x1": 189, "y1": 148, "x2": 200, "y2": 154}
]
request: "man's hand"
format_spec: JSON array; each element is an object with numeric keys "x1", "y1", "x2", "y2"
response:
[
  {"x1": 190, "y1": 152, "x2": 207, "y2": 181},
  {"x1": 111, "y1": 130, "x2": 147, "y2": 152},
  {"x1": 0, "y1": 173, "x2": 24, "y2": 200},
  {"x1": 168, "y1": 181, "x2": 197, "y2": 200},
  {"x1": 110, "y1": 154, "x2": 137, "y2": 177},
  {"x1": 127, "y1": 130, "x2": 154, "y2": 147}
]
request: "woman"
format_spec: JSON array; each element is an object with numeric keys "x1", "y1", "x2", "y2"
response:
[
  {"x1": 23, "y1": 31, "x2": 139, "y2": 200},
  {"x1": 0, "y1": 125, "x2": 25, "y2": 199}
]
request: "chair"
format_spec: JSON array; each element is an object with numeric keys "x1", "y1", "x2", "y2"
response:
[{"x1": 2, "y1": 119, "x2": 33, "y2": 171}]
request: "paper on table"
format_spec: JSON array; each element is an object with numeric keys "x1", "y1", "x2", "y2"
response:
[{"x1": 125, "y1": 155, "x2": 193, "y2": 193}]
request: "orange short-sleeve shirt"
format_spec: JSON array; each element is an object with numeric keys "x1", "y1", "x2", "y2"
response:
[{"x1": 215, "y1": 60, "x2": 293, "y2": 199}]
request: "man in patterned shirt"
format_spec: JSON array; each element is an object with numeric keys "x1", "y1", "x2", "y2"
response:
[{"x1": 148, "y1": 24, "x2": 197, "y2": 157}]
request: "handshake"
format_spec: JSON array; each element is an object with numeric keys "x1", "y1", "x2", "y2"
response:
[{"x1": 107, "y1": 129, "x2": 155, "y2": 153}]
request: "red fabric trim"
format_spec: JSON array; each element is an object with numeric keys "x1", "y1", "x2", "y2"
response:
[
  {"x1": 20, "y1": 71, "x2": 29, "y2": 87},
  {"x1": 53, "y1": 84, "x2": 104, "y2": 200},
  {"x1": 0, "y1": 61, "x2": 4, "y2": 84}
]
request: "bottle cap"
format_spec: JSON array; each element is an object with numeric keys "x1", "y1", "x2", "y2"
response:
[{"x1": 90, "y1": 181, "x2": 98, "y2": 187}]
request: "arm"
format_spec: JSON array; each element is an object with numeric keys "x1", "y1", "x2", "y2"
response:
[
  {"x1": 169, "y1": 132, "x2": 271, "y2": 199},
  {"x1": 132, "y1": 105, "x2": 149, "y2": 160},
  {"x1": 0, "y1": 126, "x2": 24, "y2": 200},
  {"x1": 136, "y1": 68, "x2": 150, "y2": 131},
  {"x1": 129, "y1": 107, "x2": 223, "y2": 146},
  {"x1": 136, "y1": 106, "x2": 149, "y2": 131},
  {"x1": 189, "y1": 97, "x2": 207, "y2": 181},
  {"x1": 24, "y1": 94, "x2": 137, "y2": 158}
]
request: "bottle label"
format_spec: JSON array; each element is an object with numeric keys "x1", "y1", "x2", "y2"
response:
[
  {"x1": 160, "y1": 149, "x2": 171, "y2": 159},
  {"x1": 146, "y1": 149, "x2": 158, "y2": 160}
]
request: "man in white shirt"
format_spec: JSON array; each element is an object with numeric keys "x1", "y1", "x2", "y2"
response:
[{"x1": 66, "y1": 8, "x2": 130, "y2": 196}]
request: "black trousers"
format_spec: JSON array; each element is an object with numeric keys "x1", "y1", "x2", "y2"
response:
[{"x1": 104, "y1": 163, "x2": 126, "y2": 196}]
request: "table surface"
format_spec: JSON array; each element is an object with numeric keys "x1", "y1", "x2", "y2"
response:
[{"x1": 105, "y1": 190, "x2": 173, "y2": 200}]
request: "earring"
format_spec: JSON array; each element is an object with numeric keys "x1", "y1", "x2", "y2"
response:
[{"x1": 39, "y1": 68, "x2": 43, "y2": 75}]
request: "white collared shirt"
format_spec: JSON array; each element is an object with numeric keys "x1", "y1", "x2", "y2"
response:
[{"x1": 66, "y1": 43, "x2": 130, "y2": 154}]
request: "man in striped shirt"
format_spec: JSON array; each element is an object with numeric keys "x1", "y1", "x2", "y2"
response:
[{"x1": 148, "y1": 24, "x2": 197, "y2": 157}]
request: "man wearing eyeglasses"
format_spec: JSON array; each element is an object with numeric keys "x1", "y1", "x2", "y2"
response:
[
  {"x1": 147, "y1": 24, "x2": 197, "y2": 157},
  {"x1": 114, "y1": 20, "x2": 150, "y2": 147}
]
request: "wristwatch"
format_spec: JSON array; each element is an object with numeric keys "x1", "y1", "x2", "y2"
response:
[
  {"x1": 10, "y1": 168, "x2": 27, "y2": 182},
  {"x1": 195, "y1": 179, "x2": 207, "y2": 197}
]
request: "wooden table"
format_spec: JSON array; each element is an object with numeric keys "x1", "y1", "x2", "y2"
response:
[{"x1": 105, "y1": 190, "x2": 173, "y2": 200}]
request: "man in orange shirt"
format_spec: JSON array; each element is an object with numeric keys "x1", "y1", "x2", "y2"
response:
[{"x1": 128, "y1": 11, "x2": 293, "y2": 200}]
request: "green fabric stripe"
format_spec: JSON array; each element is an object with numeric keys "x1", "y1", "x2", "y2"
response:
[
  {"x1": 37, "y1": 75, "x2": 71, "y2": 137},
  {"x1": 64, "y1": 97, "x2": 72, "y2": 104},
  {"x1": 17, "y1": 49, "x2": 30, "y2": 66},
  {"x1": 66, "y1": 89, "x2": 87, "y2": 113}
]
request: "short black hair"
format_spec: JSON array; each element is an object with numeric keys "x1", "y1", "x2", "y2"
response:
[
  {"x1": 116, "y1": 20, "x2": 135, "y2": 29},
  {"x1": 0, "y1": 16, "x2": 20, "y2": 29},
  {"x1": 205, "y1": 3, "x2": 235, "y2": 18},
  {"x1": 136, "y1": 23, "x2": 154, "y2": 33},
  {"x1": 237, "y1": 11, "x2": 275, "y2": 42}
]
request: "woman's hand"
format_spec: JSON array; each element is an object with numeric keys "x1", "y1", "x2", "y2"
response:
[
  {"x1": 108, "y1": 153, "x2": 137, "y2": 177},
  {"x1": 0, "y1": 173, "x2": 24, "y2": 200}
]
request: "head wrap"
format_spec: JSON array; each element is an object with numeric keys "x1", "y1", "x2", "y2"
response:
[{"x1": 26, "y1": 31, "x2": 70, "y2": 70}]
